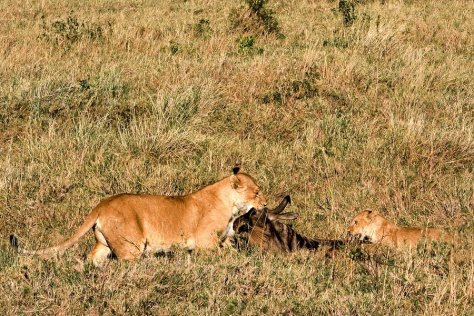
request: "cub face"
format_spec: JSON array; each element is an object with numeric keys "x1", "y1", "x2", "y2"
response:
[{"x1": 347, "y1": 210, "x2": 379, "y2": 243}]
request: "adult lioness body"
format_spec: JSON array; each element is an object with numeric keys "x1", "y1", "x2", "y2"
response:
[
  {"x1": 11, "y1": 168, "x2": 267, "y2": 266},
  {"x1": 347, "y1": 210, "x2": 451, "y2": 249}
]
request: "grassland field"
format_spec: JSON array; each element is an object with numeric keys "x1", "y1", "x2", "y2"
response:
[{"x1": 0, "y1": 0, "x2": 473, "y2": 315}]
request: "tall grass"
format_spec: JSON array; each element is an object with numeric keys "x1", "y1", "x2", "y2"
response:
[{"x1": 1, "y1": 0, "x2": 473, "y2": 314}]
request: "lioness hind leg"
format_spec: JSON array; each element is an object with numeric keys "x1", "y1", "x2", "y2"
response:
[
  {"x1": 105, "y1": 235, "x2": 146, "y2": 260},
  {"x1": 96, "y1": 220, "x2": 146, "y2": 260},
  {"x1": 87, "y1": 243, "x2": 112, "y2": 267}
]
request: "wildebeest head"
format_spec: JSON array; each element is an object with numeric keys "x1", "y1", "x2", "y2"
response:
[
  {"x1": 233, "y1": 195, "x2": 295, "y2": 234},
  {"x1": 232, "y1": 195, "x2": 313, "y2": 252},
  {"x1": 233, "y1": 195, "x2": 345, "y2": 253}
]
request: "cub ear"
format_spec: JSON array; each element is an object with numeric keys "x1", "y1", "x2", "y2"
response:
[
  {"x1": 230, "y1": 174, "x2": 241, "y2": 189},
  {"x1": 232, "y1": 167, "x2": 240, "y2": 175}
]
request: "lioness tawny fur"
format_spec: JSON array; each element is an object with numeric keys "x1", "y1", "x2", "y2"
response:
[{"x1": 10, "y1": 167, "x2": 267, "y2": 266}]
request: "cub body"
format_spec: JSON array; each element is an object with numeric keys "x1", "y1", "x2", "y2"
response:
[{"x1": 347, "y1": 210, "x2": 450, "y2": 249}]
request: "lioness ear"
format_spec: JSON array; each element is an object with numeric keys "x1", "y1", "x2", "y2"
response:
[{"x1": 367, "y1": 210, "x2": 378, "y2": 218}]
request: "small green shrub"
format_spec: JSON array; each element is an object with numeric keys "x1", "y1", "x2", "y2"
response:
[
  {"x1": 239, "y1": 35, "x2": 255, "y2": 50},
  {"x1": 238, "y1": 36, "x2": 264, "y2": 55},
  {"x1": 169, "y1": 41, "x2": 180, "y2": 55},
  {"x1": 40, "y1": 15, "x2": 109, "y2": 50},
  {"x1": 193, "y1": 19, "x2": 212, "y2": 38},
  {"x1": 245, "y1": 0, "x2": 281, "y2": 35},
  {"x1": 338, "y1": 0, "x2": 357, "y2": 26},
  {"x1": 229, "y1": 0, "x2": 283, "y2": 37}
]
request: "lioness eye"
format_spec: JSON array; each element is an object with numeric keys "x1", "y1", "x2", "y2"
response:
[{"x1": 354, "y1": 220, "x2": 358, "y2": 224}]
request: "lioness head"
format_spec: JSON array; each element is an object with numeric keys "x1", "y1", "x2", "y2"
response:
[
  {"x1": 229, "y1": 167, "x2": 267, "y2": 217},
  {"x1": 347, "y1": 210, "x2": 385, "y2": 244}
]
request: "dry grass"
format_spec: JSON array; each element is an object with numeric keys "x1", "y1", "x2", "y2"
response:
[{"x1": 0, "y1": 0, "x2": 473, "y2": 314}]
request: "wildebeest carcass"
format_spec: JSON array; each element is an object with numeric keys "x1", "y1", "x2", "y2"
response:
[{"x1": 232, "y1": 196, "x2": 344, "y2": 253}]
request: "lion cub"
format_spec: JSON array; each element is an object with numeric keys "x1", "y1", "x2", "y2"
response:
[{"x1": 346, "y1": 210, "x2": 451, "y2": 249}]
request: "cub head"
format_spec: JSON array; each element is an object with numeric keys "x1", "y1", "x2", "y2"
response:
[
  {"x1": 346, "y1": 210, "x2": 383, "y2": 244},
  {"x1": 229, "y1": 167, "x2": 267, "y2": 216}
]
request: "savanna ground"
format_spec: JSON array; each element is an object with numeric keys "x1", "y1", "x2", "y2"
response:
[{"x1": 0, "y1": 0, "x2": 473, "y2": 314}]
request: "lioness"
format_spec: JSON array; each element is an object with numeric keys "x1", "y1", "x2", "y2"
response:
[
  {"x1": 233, "y1": 196, "x2": 343, "y2": 252},
  {"x1": 10, "y1": 167, "x2": 267, "y2": 266},
  {"x1": 346, "y1": 210, "x2": 451, "y2": 249}
]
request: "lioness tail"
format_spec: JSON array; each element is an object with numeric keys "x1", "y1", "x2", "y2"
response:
[{"x1": 9, "y1": 209, "x2": 99, "y2": 256}]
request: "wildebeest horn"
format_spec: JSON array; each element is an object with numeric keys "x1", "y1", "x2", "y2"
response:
[
  {"x1": 271, "y1": 195, "x2": 291, "y2": 214},
  {"x1": 272, "y1": 212, "x2": 298, "y2": 221}
]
